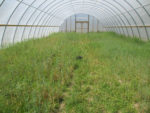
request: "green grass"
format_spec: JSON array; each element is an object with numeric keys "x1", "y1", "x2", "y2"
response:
[{"x1": 0, "y1": 32, "x2": 150, "y2": 113}]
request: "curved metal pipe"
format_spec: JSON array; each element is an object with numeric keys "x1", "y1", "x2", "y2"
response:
[
  {"x1": 36, "y1": 1, "x2": 127, "y2": 36},
  {"x1": 1, "y1": 0, "x2": 23, "y2": 47},
  {"x1": 125, "y1": 0, "x2": 149, "y2": 40},
  {"x1": 113, "y1": 0, "x2": 141, "y2": 38}
]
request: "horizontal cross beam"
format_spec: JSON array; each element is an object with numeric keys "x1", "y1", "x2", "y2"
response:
[
  {"x1": 105, "y1": 25, "x2": 150, "y2": 28},
  {"x1": 0, "y1": 24, "x2": 60, "y2": 27},
  {"x1": 75, "y1": 21, "x2": 89, "y2": 23}
]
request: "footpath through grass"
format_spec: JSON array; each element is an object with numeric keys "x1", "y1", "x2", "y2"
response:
[{"x1": 0, "y1": 32, "x2": 150, "y2": 113}]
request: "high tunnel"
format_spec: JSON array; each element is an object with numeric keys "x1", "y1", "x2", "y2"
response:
[{"x1": 0, "y1": 0, "x2": 150, "y2": 48}]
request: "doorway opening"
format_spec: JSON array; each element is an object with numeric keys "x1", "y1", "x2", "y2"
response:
[{"x1": 75, "y1": 15, "x2": 89, "y2": 33}]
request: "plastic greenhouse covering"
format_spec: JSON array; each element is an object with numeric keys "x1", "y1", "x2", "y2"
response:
[{"x1": 0, "y1": 0, "x2": 150, "y2": 48}]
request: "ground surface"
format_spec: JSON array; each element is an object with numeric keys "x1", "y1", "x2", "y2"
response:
[{"x1": 0, "y1": 32, "x2": 150, "y2": 113}]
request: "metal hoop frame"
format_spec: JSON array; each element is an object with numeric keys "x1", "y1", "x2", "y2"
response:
[{"x1": 0, "y1": 0, "x2": 150, "y2": 47}]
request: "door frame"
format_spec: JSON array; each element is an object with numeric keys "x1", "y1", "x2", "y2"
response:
[{"x1": 75, "y1": 15, "x2": 89, "y2": 33}]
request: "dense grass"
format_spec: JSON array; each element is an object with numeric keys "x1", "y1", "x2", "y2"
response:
[{"x1": 0, "y1": 32, "x2": 150, "y2": 113}]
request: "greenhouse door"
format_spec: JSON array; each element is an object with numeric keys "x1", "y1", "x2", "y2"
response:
[
  {"x1": 75, "y1": 15, "x2": 89, "y2": 33},
  {"x1": 75, "y1": 22, "x2": 89, "y2": 33}
]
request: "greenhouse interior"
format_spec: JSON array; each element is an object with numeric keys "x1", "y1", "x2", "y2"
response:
[{"x1": 0, "y1": 0, "x2": 150, "y2": 113}]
